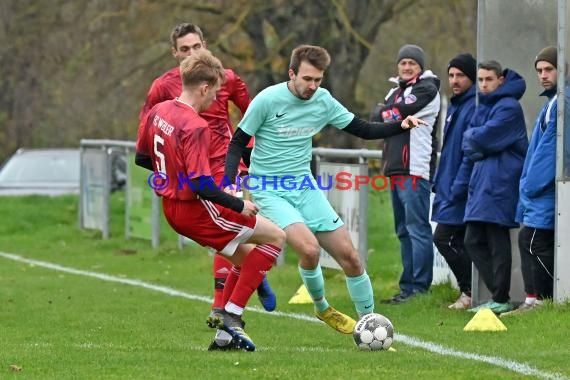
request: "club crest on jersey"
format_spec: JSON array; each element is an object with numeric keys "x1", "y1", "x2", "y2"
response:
[{"x1": 404, "y1": 94, "x2": 417, "y2": 104}]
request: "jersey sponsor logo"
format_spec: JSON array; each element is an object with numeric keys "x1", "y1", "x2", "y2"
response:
[
  {"x1": 333, "y1": 217, "x2": 340, "y2": 223},
  {"x1": 276, "y1": 127, "x2": 315, "y2": 137},
  {"x1": 276, "y1": 112, "x2": 286, "y2": 118}
]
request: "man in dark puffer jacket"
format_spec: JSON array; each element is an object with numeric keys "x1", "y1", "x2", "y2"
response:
[{"x1": 456, "y1": 60, "x2": 528, "y2": 315}]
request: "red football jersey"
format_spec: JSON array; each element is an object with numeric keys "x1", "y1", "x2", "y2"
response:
[
  {"x1": 138, "y1": 66, "x2": 252, "y2": 176},
  {"x1": 137, "y1": 99, "x2": 213, "y2": 200}
]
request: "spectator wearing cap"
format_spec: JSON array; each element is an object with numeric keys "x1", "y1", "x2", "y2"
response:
[
  {"x1": 373, "y1": 44, "x2": 441, "y2": 304},
  {"x1": 432, "y1": 53, "x2": 477, "y2": 309},
  {"x1": 505, "y1": 46, "x2": 559, "y2": 316}
]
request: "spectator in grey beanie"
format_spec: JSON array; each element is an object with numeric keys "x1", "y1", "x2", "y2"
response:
[
  {"x1": 397, "y1": 44, "x2": 425, "y2": 70},
  {"x1": 378, "y1": 42, "x2": 440, "y2": 304},
  {"x1": 448, "y1": 53, "x2": 477, "y2": 84}
]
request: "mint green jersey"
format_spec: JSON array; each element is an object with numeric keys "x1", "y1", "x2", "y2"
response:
[{"x1": 239, "y1": 82, "x2": 354, "y2": 177}]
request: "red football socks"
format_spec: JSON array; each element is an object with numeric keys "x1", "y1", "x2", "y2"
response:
[
  {"x1": 212, "y1": 254, "x2": 232, "y2": 309},
  {"x1": 227, "y1": 244, "x2": 280, "y2": 308}
]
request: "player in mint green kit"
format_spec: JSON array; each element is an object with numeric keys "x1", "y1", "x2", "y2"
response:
[{"x1": 225, "y1": 44, "x2": 424, "y2": 334}]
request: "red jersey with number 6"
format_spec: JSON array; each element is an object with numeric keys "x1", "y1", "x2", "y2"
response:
[{"x1": 136, "y1": 99, "x2": 213, "y2": 200}]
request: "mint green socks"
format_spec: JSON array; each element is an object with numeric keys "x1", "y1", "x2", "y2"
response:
[
  {"x1": 298, "y1": 265, "x2": 329, "y2": 312},
  {"x1": 299, "y1": 266, "x2": 374, "y2": 315},
  {"x1": 346, "y1": 272, "x2": 374, "y2": 316}
]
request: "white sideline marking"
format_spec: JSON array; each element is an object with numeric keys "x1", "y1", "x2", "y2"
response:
[{"x1": 1, "y1": 252, "x2": 567, "y2": 380}]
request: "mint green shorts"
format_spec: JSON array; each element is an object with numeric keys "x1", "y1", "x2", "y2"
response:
[{"x1": 251, "y1": 185, "x2": 344, "y2": 232}]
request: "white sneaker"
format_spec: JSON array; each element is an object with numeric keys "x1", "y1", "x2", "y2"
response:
[{"x1": 448, "y1": 292, "x2": 472, "y2": 309}]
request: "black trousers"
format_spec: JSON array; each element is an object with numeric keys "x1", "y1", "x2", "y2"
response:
[
  {"x1": 518, "y1": 226, "x2": 555, "y2": 300},
  {"x1": 433, "y1": 223, "x2": 471, "y2": 295},
  {"x1": 464, "y1": 222, "x2": 512, "y2": 303}
]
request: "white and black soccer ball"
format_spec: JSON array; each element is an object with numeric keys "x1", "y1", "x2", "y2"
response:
[
  {"x1": 213, "y1": 329, "x2": 233, "y2": 346},
  {"x1": 353, "y1": 313, "x2": 394, "y2": 351}
]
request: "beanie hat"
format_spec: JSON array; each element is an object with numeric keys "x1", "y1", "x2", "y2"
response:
[
  {"x1": 397, "y1": 44, "x2": 425, "y2": 70},
  {"x1": 534, "y1": 46, "x2": 557, "y2": 68},
  {"x1": 448, "y1": 53, "x2": 477, "y2": 83}
]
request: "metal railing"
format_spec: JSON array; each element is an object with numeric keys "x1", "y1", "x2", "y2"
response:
[{"x1": 79, "y1": 139, "x2": 160, "y2": 247}]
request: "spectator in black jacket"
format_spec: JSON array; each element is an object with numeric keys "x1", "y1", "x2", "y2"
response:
[{"x1": 374, "y1": 44, "x2": 441, "y2": 304}]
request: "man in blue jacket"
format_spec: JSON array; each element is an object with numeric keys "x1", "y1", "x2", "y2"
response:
[
  {"x1": 504, "y1": 46, "x2": 558, "y2": 316},
  {"x1": 458, "y1": 60, "x2": 528, "y2": 315},
  {"x1": 432, "y1": 53, "x2": 477, "y2": 309}
]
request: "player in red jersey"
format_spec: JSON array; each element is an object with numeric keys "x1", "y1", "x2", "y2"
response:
[
  {"x1": 136, "y1": 50, "x2": 285, "y2": 351},
  {"x1": 138, "y1": 23, "x2": 276, "y2": 319}
]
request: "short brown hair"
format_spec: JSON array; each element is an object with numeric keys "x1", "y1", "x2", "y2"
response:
[
  {"x1": 170, "y1": 23, "x2": 204, "y2": 49},
  {"x1": 180, "y1": 50, "x2": 225, "y2": 89},
  {"x1": 478, "y1": 60, "x2": 503, "y2": 78},
  {"x1": 289, "y1": 45, "x2": 331, "y2": 74}
]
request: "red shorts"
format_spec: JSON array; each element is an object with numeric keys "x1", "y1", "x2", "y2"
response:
[{"x1": 162, "y1": 198, "x2": 257, "y2": 256}]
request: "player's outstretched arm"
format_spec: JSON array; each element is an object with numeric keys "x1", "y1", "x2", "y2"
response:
[{"x1": 342, "y1": 116, "x2": 426, "y2": 140}]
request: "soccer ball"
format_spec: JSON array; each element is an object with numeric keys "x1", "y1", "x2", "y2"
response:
[{"x1": 353, "y1": 313, "x2": 394, "y2": 351}]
